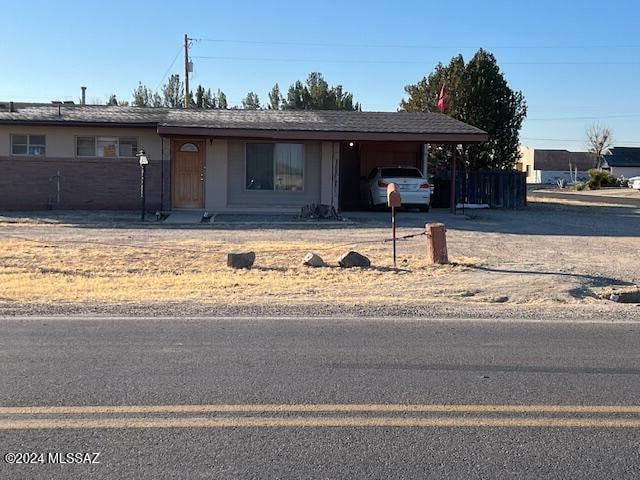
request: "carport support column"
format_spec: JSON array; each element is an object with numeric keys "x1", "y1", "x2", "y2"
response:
[
  {"x1": 449, "y1": 148, "x2": 457, "y2": 213},
  {"x1": 422, "y1": 144, "x2": 429, "y2": 178},
  {"x1": 332, "y1": 142, "x2": 340, "y2": 210}
]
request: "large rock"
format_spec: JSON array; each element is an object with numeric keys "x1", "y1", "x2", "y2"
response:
[
  {"x1": 227, "y1": 252, "x2": 256, "y2": 269},
  {"x1": 337, "y1": 251, "x2": 371, "y2": 268},
  {"x1": 303, "y1": 252, "x2": 325, "y2": 268}
]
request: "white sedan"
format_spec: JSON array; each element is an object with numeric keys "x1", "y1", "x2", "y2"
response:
[
  {"x1": 628, "y1": 176, "x2": 640, "y2": 190},
  {"x1": 365, "y1": 166, "x2": 431, "y2": 211}
]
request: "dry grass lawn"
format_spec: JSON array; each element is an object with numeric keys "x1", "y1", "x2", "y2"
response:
[
  {"x1": 0, "y1": 237, "x2": 487, "y2": 307},
  {"x1": 1, "y1": 202, "x2": 638, "y2": 311}
]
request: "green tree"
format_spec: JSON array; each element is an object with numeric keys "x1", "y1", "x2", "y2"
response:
[
  {"x1": 106, "y1": 95, "x2": 119, "y2": 106},
  {"x1": 162, "y1": 74, "x2": 184, "y2": 108},
  {"x1": 195, "y1": 85, "x2": 205, "y2": 108},
  {"x1": 284, "y1": 80, "x2": 309, "y2": 109},
  {"x1": 216, "y1": 89, "x2": 228, "y2": 109},
  {"x1": 400, "y1": 49, "x2": 527, "y2": 170},
  {"x1": 242, "y1": 91, "x2": 261, "y2": 110},
  {"x1": 268, "y1": 83, "x2": 282, "y2": 110},
  {"x1": 132, "y1": 82, "x2": 162, "y2": 107},
  {"x1": 282, "y1": 73, "x2": 360, "y2": 110}
]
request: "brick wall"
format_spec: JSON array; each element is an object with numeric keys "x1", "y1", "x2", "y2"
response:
[{"x1": 0, "y1": 157, "x2": 169, "y2": 211}]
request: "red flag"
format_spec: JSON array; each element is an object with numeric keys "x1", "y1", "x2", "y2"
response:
[{"x1": 437, "y1": 84, "x2": 446, "y2": 112}]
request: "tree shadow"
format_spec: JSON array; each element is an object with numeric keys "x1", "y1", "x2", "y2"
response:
[{"x1": 467, "y1": 265, "x2": 636, "y2": 299}]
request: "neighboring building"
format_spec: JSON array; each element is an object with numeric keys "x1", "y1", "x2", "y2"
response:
[
  {"x1": 0, "y1": 103, "x2": 486, "y2": 211},
  {"x1": 602, "y1": 147, "x2": 640, "y2": 179},
  {"x1": 517, "y1": 147, "x2": 593, "y2": 184}
]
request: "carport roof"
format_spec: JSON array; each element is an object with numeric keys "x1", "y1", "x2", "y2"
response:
[{"x1": 0, "y1": 102, "x2": 487, "y2": 143}]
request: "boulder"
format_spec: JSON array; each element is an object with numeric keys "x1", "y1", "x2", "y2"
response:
[
  {"x1": 303, "y1": 252, "x2": 325, "y2": 268},
  {"x1": 337, "y1": 251, "x2": 371, "y2": 268},
  {"x1": 227, "y1": 252, "x2": 256, "y2": 269}
]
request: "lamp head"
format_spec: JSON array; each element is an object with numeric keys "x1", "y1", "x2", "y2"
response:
[{"x1": 137, "y1": 149, "x2": 148, "y2": 166}]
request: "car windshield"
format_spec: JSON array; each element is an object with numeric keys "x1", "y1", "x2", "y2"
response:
[{"x1": 380, "y1": 167, "x2": 422, "y2": 178}]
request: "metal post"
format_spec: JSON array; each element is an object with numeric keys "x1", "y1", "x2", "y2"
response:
[
  {"x1": 140, "y1": 164, "x2": 147, "y2": 221},
  {"x1": 56, "y1": 169, "x2": 61, "y2": 207},
  {"x1": 449, "y1": 149, "x2": 456, "y2": 214},
  {"x1": 392, "y1": 206, "x2": 397, "y2": 267}
]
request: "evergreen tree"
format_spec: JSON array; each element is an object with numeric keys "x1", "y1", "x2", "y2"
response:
[
  {"x1": 216, "y1": 89, "x2": 228, "y2": 109},
  {"x1": 282, "y1": 73, "x2": 359, "y2": 110},
  {"x1": 242, "y1": 91, "x2": 261, "y2": 110},
  {"x1": 284, "y1": 80, "x2": 309, "y2": 109},
  {"x1": 203, "y1": 88, "x2": 216, "y2": 108},
  {"x1": 195, "y1": 85, "x2": 205, "y2": 108},
  {"x1": 268, "y1": 83, "x2": 282, "y2": 110},
  {"x1": 162, "y1": 74, "x2": 184, "y2": 108},
  {"x1": 400, "y1": 49, "x2": 527, "y2": 170}
]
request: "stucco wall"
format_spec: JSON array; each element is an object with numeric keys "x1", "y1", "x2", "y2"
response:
[{"x1": 537, "y1": 170, "x2": 589, "y2": 184}]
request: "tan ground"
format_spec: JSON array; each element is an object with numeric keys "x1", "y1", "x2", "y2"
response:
[{"x1": 0, "y1": 197, "x2": 639, "y2": 313}]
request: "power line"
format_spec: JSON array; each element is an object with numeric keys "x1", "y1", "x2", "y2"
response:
[
  {"x1": 156, "y1": 46, "x2": 183, "y2": 91},
  {"x1": 191, "y1": 55, "x2": 640, "y2": 66},
  {"x1": 191, "y1": 37, "x2": 640, "y2": 50},
  {"x1": 527, "y1": 113, "x2": 640, "y2": 121},
  {"x1": 522, "y1": 136, "x2": 640, "y2": 145}
]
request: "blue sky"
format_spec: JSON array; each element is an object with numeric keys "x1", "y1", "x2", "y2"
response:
[{"x1": 1, "y1": 0, "x2": 639, "y2": 150}]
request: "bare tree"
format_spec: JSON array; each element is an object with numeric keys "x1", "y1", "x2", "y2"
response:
[{"x1": 586, "y1": 123, "x2": 613, "y2": 169}]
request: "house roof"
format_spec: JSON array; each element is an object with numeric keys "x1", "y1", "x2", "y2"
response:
[
  {"x1": 0, "y1": 102, "x2": 488, "y2": 143},
  {"x1": 533, "y1": 149, "x2": 594, "y2": 171},
  {"x1": 603, "y1": 147, "x2": 640, "y2": 167}
]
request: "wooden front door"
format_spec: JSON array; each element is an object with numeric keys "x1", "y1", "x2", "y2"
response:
[{"x1": 172, "y1": 140, "x2": 205, "y2": 208}]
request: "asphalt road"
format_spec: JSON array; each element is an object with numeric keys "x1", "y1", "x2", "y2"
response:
[{"x1": 0, "y1": 316, "x2": 639, "y2": 479}]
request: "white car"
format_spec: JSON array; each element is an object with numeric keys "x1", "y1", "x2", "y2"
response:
[
  {"x1": 628, "y1": 176, "x2": 640, "y2": 190},
  {"x1": 365, "y1": 166, "x2": 431, "y2": 211}
]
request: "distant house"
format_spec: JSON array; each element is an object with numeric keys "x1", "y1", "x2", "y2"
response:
[
  {"x1": 0, "y1": 102, "x2": 487, "y2": 211},
  {"x1": 602, "y1": 147, "x2": 640, "y2": 179},
  {"x1": 517, "y1": 147, "x2": 593, "y2": 184}
]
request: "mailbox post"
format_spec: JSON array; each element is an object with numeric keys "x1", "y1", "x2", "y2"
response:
[{"x1": 387, "y1": 183, "x2": 402, "y2": 267}]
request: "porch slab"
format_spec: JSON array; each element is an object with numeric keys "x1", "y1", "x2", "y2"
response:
[{"x1": 162, "y1": 211, "x2": 210, "y2": 225}]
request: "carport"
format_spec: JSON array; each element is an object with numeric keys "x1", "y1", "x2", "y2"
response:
[{"x1": 333, "y1": 113, "x2": 487, "y2": 211}]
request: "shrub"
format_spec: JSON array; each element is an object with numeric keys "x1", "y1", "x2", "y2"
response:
[
  {"x1": 587, "y1": 169, "x2": 616, "y2": 189},
  {"x1": 556, "y1": 178, "x2": 567, "y2": 189},
  {"x1": 572, "y1": 181, "x2": 587, "y2": 191}
]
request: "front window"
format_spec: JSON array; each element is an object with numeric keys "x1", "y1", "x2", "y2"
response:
[
  {"x1": 76, "y1": 136, "x2": 138, "y2": 157},
  {"x1": 11, "y1": 135, "x2": 46, "y2": 156},
  {"x1": 246, "y1": 143, "x2": 304, "y2": 192}
]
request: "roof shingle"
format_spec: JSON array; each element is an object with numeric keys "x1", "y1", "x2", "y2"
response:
[{"x1": 0, "y1": 103, "x2": 487, "y2": 142}]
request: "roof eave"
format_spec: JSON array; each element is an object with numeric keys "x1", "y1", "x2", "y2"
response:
[
  {"x1": 156, "y1": 126, "x2": 488, "y2": 143},
  {"x1": 0, "y1": 119, "x2": 158, "y2": 129}
]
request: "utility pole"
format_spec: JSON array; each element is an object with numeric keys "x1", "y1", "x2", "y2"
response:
[{"x1": 184, "y1": 34, "x2": 190, "y2": 109}]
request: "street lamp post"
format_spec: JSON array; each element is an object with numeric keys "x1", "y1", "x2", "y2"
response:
[{"x1": 137, "y1": 149, "x2": 149, "y2": 221}]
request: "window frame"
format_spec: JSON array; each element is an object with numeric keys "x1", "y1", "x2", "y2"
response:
[
  {"x1": 244, "y1": 142, "x2": 305, "y2": 193},
  {"x1": 75, "y1": 135, "x2": 139, "y2": 158},
  {"x1": 11, "y1": 134, "x2": 46, "y2": 157}
]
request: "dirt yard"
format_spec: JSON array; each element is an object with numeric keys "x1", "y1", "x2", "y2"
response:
[{"x1": 0, "y1": 195, "x2": 639, "y2": 319}]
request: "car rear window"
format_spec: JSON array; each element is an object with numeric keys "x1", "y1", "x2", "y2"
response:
[{"x1": 380, "y1": 168, "x2": 422, "y2": 178}]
